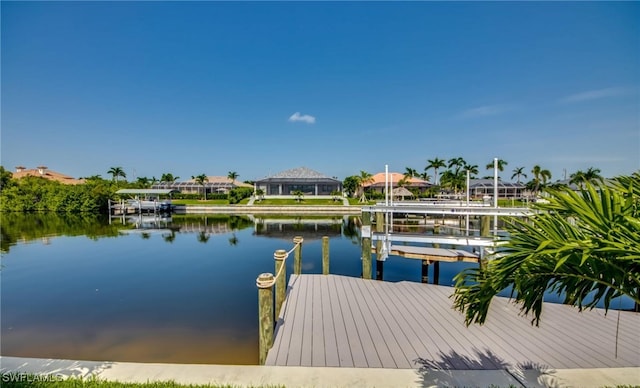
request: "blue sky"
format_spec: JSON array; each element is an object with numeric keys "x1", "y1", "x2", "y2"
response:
[{"x1": 2, "y1": 1, "x2": 638, "y2": 183}]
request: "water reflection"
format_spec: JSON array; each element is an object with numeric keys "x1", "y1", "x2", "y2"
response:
[{"x1": 3, "y1": 213, "x2": 630, "y2": 365}]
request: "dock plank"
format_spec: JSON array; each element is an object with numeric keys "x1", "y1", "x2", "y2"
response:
[{"x1": 265, "y1": 274, "x2": 640, "y2": 370}]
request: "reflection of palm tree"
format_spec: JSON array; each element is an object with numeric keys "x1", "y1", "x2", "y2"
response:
[
  {"x1": 342, "y1": 217, "x2": 360, "y2": 245},
  {"x1": 426, "y1": 158, "x2": 446, "y2": 185},
  {"x1": 141, "y1": 232, "x2": 151, "y2": 239},
  {"x1": 163, "y1": 230, "x2": 176, "y2": 243},
  {"x1": 228, "y1": 233, "x2": 239, "y2": 246},
  {"x1": 511, "y1": 167, "x2": 527, "y2": 184},
  {"x1": 197, "y1": 231, "x2": 210, "y2": 243}
]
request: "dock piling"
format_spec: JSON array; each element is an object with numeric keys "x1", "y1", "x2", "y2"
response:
[
  {"x1": 421, "y1": 260, "x2": 429, "y2": 283},
  {"x1": 274, "y1": 249, "x2": 287, "y2": 320},
  {"x1": 322, "y1": 236, "x2": 330, "y2": 275},
  {"x1": 256, "y1": 272, "x2": 274, "y2": 365},
  {"x1": 361, "y1": 211, "x2": 372, "y2": 279},
  {"x1": 293, "y1": 236, "x2": 303, "y2": 275}
]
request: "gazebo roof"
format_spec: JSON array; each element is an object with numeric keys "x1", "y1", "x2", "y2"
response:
[{"x1": 392, "y1": 186, "x2": 415, "y2": 198}]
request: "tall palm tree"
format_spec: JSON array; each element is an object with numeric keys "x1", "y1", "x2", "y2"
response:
[
  {"x1": 192, "y1": 174, "x2": 209, "y2": 200},
  {"x1": 511, "y1": 167, "x2": 527, "y2": 184},
  {"x1": 160, "y1": 173, "x2": 179, "y2": 184},
  {"x1": 464, "y1": 164, "x2": 479, "y2": 178},
  {"x1": 486, "y1": 159, "x2": 508, "y2": 172},
  {"x1": 356, "y1": 170, "x2": 374, "y2": 202},
  {"x1": 404, "y1": 167, "x2": 419, "y2": 180},
  {"x1": 570, "y1": 167, "x2": 603, "y2": 186},
  {"x1": 531, "y1": 165, "x2": 552, "y2": 195},
  {"x1": 448, "y1": 157, "x2": 466, "y2": 175},
  {"x1": 108, "y1": 167, "x2": 126, "y2": 182},
  {"x1": 136, "y1": 176, "x2": 151, "y2": 188},
  {"x1": 426, "y1": 158, "x2": 446, "y2": 185},
  {"x1": 228, "y1": 171, "x2": 239, "y2": 182}
]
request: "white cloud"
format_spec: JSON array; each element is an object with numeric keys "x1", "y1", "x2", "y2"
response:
[
  {"x1": 460, "y1": 104, "x2": 512, "y2": 118},
  {"x1": 560, "y1": 87, "x2": 629, "y2": 103},
  {"x1": 288, "y1": 112, "x2": 316, "y2": 124}
]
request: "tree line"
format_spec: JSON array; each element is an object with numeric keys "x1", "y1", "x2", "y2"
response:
[
  {"x1": 341, "y1": 157, "x2": 606, "y2": 199},
  {"x1": 0, "y1": 166, "x2": 252, "y2": 212}
]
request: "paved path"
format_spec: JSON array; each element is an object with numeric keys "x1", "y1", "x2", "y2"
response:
[{"x1": 2, "y1": 356, "x2": 639, "y2": 387}]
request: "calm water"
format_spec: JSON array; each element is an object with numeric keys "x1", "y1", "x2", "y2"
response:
[
  {"x1": 2, "y1": 213, "x2": 632, "y2": 365},
  {"x1": 1, "y1": 213, "x2": 475, "y2": 365}
]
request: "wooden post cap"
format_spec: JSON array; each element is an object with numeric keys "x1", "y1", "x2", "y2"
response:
[
  {"x1": 256, "y1": 273, "x2": 274, "y2": 288},
  {"x1": 293, "y1": 236, "x2": 304, "y2": 244},
  {"x1": 274, "y1": 249, "x2": 287, "y2": 261}
]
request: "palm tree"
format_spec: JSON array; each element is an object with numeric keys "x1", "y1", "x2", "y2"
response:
[
  {"x1": 453, "y1": 175, "x2": 640, "y2": 326},
  {"x1": 511, "y1": 167, "x2": 527, "y2": 184},
  {"x1": 426, "y1": 158, "x2": 446, "y2": 185},
  {"x1": 570, "y1": 167, "x2": 603, "y2": 186},
  {"x1": 404, "y1": 167, "x2": 418, "y2": 179},
  {"x1": 160, "y1": 173, "x2": 179, "y2": 184},
  {"x1": 447, "y1": 157, "x2": 466, "y2": 175},
  {"x1": 255, "y1": 188, "x2": 265, "y2": 202},
  {"x1": 531, "y1": 165, "x2": 552, "y2": 195},
  {"x1": 485, "y1": 158, "x2": 508, "y2": 172},
  {"x1": 356, "y1": 170, "x2": 374, "y2": 202},
  {"x1": 192, "y1": 174, "x2": 209, "y2": 200},
  {"x1": 108, "y1": 167, "x2": 126, "y2": 182},
  {"x1": 464, "y1": 164, "x2": 479, "y2": 178},
  {"x1": 292, "y1": 190, "x2": 304, "y2": 202},
  {"x1": 136, "y1": 176, "x2": 151, "y2": 188},
  {"x1": 228, "y1": 171, "x2": 239, "y2": 182}
]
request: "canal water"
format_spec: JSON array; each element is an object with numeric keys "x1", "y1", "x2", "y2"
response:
[
  {"x1": 1, "y1": 213, "x2": 476, "y2": 365},
  {"x1": 1, "y1": 212, "x2": 633, "y2": 365}
]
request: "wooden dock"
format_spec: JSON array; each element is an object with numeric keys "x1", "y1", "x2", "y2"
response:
[{"x1": 266, "y1": 274, "x2": 640, "y2": 370}]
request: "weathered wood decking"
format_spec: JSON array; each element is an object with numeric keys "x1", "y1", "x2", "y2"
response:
[{"x1": 266, "y1": 274, "x2": 640, "y2": 369}]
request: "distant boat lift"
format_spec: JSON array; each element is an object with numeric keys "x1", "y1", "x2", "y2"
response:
[{"x1": 109, "y1": 189, "x2": 179, "y2": 215}]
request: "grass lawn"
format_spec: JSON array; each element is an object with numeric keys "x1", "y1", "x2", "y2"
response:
[
  {"x1": 172, "y1": 199, "x2": 251, "y2": 205},
  {"x1": 346, "y1": 198, "x2": 377, "y2": 205},
  {"x1": 253, "y1": 198, "x2": 345, "y2": 206},
  {"x1": 0, "y1": 374, "x2": 283, "y2": 388}
]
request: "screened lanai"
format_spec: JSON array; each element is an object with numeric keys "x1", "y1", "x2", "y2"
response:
[
  {"x1": 468, "y1": 179, "x2": 527, "y2": 199},
  {"x1": 152, "y1": 177, "x2": 252, "y2": 195}
]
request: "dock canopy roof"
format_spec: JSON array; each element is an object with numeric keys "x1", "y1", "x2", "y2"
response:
[{"x1": 115, "y1": 189, "x2": 179, "y2": 195}]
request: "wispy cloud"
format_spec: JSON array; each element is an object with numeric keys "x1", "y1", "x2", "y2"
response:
[
  {"x1": 460, "y1": 104, "x2": 512, "y2": 118},
  {"x1": 288, "y1": 112, "x2": 316, "y2": 124},
  {"x1": 559, "y1": 87, "x2": 629, "y2": 104}
]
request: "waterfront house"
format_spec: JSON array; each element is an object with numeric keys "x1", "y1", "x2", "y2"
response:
[
  {"x1": 153, "y1": 176, "x2": 252, "y2": 196},
  {"x1": 468, "y1": 179, "x2": 526, "y2": 199},
  {"x1": 12, "y1": 166, "x2": 83, "y2": 185},
  {"x1": 363, "y1": 172, "x2": 431, "y2": 195},
  {"x1": 255, "y1": 167, "x2": 342, "y2": 196}
]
